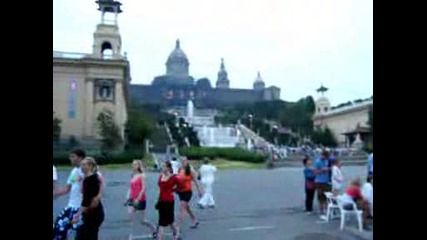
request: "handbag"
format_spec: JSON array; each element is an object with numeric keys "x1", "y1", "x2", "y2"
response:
[{"x1": 155, "y1": 201, "x2": 160, "y2": 210}]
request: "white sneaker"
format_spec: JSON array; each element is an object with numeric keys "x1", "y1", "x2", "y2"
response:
[{"x1": 320, "y1": 215, "x2": 328, "y2": 221}]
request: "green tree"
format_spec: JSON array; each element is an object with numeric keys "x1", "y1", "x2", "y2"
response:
[
  {"x1": 126, "y1": 108, "x2": 154, "y2": 148},
  {"x1": 311, "y1": 126, "x2": 338, "y2": 147},
  {"x1": 97, "y1": 110, "x2": 123, "y2": 151},
  {"x1": 53, "y1": 112, "x2": 62, "y2": 142}
]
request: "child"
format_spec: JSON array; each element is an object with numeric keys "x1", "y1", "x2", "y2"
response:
[
  {"x1": 303, "y1": 157, "x2": 316, "y2": 213},
  {"x1": 331, "y1": 159, "x2": 344, "y2": 196}
]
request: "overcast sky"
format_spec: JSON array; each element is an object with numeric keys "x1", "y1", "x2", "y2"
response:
[{"x1": 53, "y1": 0, "x2": 372, "y2": 105}]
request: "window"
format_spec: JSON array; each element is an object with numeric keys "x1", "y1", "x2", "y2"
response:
[
  {"x1": 324, "y1": 107, "x2": 328, "y2": 112},
  {"x1": 94, "y1": 79, "x2": 115, "y2": 102}
]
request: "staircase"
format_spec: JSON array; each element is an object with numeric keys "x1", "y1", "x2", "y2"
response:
[{"x1": 150, "y1": 124, "x2": 172, "y2": 153}]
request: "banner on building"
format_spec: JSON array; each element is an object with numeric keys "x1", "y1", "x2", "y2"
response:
[{"x1": 68, "y1": 80, "x2": 77, "y2": 119}]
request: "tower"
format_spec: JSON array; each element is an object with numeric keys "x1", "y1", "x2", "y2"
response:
[
  {"x1": 91, "y1": 0, "x2": 124, "y2": 59},
  {"x1": 216, "y1": 58, "x2": 230, "y2": 89},
  {"x1": 315, "y1": 84, "x2": 331, "y2": 115},
  {"x1": 253, "y1": 71, "x2": 265, "y2": 91}
]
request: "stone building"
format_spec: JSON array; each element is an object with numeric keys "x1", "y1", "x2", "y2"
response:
[
  {"x1": 53, "y1": 0, "x2": 130, "y2": 143},
  {"x1": 312, "y1": 85, "x2": 373, "y2": 147},
  {"x1": 130, "y1": 40, "x2": 281, "y2": 108}
]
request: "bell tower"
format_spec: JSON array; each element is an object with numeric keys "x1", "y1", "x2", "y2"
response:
[
  {"x1": 91, "y1": 0, "x2": 124, "y2": 59},
  {"x1": 315, "y1": 84, "x2": 331, "y2": 115}
]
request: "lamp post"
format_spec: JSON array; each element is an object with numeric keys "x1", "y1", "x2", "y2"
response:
[{"x1": 248, "y1": 114, "x2": 253, "y2": 130}]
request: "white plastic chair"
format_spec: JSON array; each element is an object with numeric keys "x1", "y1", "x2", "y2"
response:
[
  {"x1": 336, "y1": 195, "x2": 363, "y2": 232},
  {"x1": 324, "y1": 192, "x2": 340, "y2": 222}
]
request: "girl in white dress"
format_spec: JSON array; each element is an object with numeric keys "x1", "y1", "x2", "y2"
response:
[
  {"x1": 198, "y1": 158, "x2": 217, "y2": 208},
  {"x1": 331, "y1": 159, "x2": 344, "y2": 196}
]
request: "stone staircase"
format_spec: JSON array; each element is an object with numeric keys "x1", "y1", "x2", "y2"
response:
[{"x1": 149, "y1": 124, "x2": 172, "y2": 153}]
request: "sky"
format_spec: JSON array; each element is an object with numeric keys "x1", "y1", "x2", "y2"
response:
[{"x1": 53, "y1": 0, "x2": 373, "y2": 106}]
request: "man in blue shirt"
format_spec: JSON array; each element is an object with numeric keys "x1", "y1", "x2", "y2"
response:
[
  {"x1": 314, "y1": 150, "x2": 332, "y2": 217},
  {"x1": 367, "y1": 152, "x2": 373, "y2": 176}
]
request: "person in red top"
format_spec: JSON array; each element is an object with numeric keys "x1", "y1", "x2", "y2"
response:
[
  {"x1": 344, "y1": 179, "x2": 371, "y2": 230},
  {"x1": 176, "y1": 159, "x2": 203, "y2": 229},
  {"x1": 126, "y1": 160, "x2": 157, "y2": 239},
  {"x1": 156, "y1": 161, "x2": 180, "y2": 240}
]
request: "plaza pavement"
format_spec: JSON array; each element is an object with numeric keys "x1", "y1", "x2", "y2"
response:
[{"x1": 53, "y1": 166, "x2": 373, "y2": 240}]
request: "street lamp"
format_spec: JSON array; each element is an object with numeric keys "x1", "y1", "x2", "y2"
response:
[{"x1": 248, "y1": 114, "x2": 253, "y2": 130}]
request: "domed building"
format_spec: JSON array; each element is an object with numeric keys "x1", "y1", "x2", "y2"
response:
[
  {"x1": 152, "y1": 39, "x2": 195, "y2": 87},
  {"x1": 130, "y1": 39, "x2": 281, "y2": 108}
]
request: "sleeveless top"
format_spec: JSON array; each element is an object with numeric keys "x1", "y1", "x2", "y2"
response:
[
  {"x1": 130, "y1": 175, "x2": 146, "y2": 201},
  {"x1": 177, "y1": 168, "x2": 193, "y2": 192}
]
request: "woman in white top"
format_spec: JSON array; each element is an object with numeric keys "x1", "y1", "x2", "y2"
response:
[
  {"x1": 331, "y1": 159, "x2": 344, "y2": 196},
  {"x1": 361, "y1": 176, "x2": 373, "y2": 217},
  {"x1": 198, "y1": 158, "x2": 217, "y2": 209}
]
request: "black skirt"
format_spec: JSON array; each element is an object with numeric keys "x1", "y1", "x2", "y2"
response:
[{"x1": 157, "y1": 201, "x2": 175, "y2": 227}]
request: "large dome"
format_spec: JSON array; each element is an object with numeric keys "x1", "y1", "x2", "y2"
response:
[{"x1": 167, "y1": 39, "x2": 188, "y2": 62}]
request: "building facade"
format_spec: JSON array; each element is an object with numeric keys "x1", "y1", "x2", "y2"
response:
[
  {"x1": 312, "y1": 94, "x2": 373, "y2": 147},
  {"x1": 130, "y1": 40, "x2": 281, "y2": 108},
  {"x1": 53, "y1": 1, "x2": 130, "y2": 143}
]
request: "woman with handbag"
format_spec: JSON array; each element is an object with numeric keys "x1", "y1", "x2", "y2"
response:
[
  {"x1": 125, "y1": 160, "x2": 157, "y2": 239},
  {"x1": 156, "y1": 161, "x2": 180, "y2": 240}
]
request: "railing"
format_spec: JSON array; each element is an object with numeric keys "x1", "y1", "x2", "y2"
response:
[
  {"x1": 53, "y1": 51, "x2": 88, "y2": 59},
  {"x1": 324, "y1": 99, "x2": 373, "y2": 116}
]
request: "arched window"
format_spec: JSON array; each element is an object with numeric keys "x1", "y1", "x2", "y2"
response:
[{"x1": 101, "y1": 41, "x2": 113, "y2": 59}]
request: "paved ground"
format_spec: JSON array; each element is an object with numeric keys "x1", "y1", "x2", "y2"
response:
[{"x1": 53, "y1": 166, "x2": 373, "y2": 240}]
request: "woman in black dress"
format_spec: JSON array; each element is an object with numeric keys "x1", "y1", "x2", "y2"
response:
[{"x1": 73, "y1": 157, "x2": 105, "y2": 240}]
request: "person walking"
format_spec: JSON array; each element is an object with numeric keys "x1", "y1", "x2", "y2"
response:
[
  {"x1": 125, "y1": 160, "x2": 157, "y2": 239},
  {"x1": 176, "y1": 159, "x2": 203, "y2": 230},
  {"x1": 156, "y1": 161, "x2": 180, "y2": 240},
  {"x1": 367, "y1": 152, "x2": 373, "y2": 177},
  {"x1": 303, "y1": 157, "x2": 316, "y2": 214},
  {"x1": 73, "y1": 157, "x2": 105, "y2": 239},
  {"x1": 313, "y1": 150, "x2": 332, "y2": 220},
  {"x1": 198, "y1": 158, "x2": 217, "y2": 209},
  {"x1": 53, "y1": 149, "x2": 86, "y2": 239}
]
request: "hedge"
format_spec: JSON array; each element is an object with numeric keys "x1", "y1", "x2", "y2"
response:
[
  {"x1": 53, "y1": 149, "x2": 146, "y2": 166},
  {"x1": 179, "y1": 147, "x2": 266, "y2": 163}
]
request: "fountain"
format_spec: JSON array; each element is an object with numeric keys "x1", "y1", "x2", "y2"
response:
[
  {"x1": 209, "y1": 127, "x2": 215, "y2": 146},
  {"x1": 352, "y1": 133, "x2": 364, "y2": 150},
  {"x1": 247, "y1": 138, "x2": 253, "y2": 151},
  {"x1": 186, "y1": 100, "x2": 194, "y2": 125}
]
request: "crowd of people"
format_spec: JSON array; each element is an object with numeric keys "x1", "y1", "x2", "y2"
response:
[
  {"x1": 53, "y1": 148, "x2": 372, "y2": 239},
  {"x1": 53, "y1": 150, "x2": 217, "y2": 240},
  {"x1": 303, "y1": 150, "x2": 373, "y2": 230}
]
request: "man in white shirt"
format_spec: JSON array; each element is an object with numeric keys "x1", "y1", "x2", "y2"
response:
[
  {"x1": 367, "y1": 152, "x2": 373, "y2": 176},
  {"x1": 198, "y1": 158, "x2": 218, "y2": 208},
  {"x1": 53, "y1": 149, "x2": 86, "y2": 239},
  {"x1": 171, "y1": 157, "x2": 180, "y2": 175}
]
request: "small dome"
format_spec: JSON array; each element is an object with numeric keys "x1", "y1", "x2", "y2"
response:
[{"x1": 167, "y1": 39, "x2": 188, "y2": 61}]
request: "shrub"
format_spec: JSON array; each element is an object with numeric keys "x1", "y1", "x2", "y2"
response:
[
  {"x1": 53, "y1": 149, "x2": 146, "y2": 166},
  {"x1": 179, "y1": 147, "x2": 266, "y2": 163}
]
